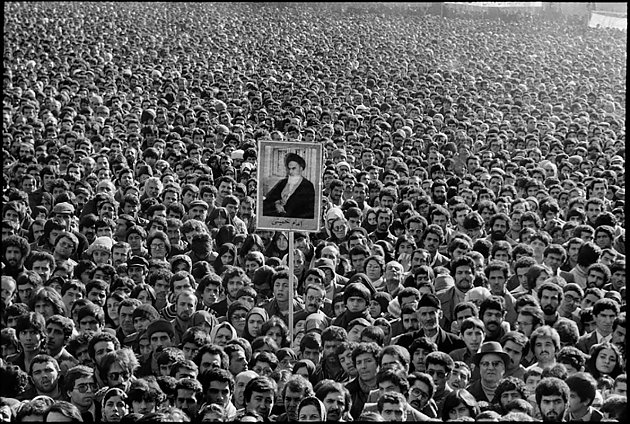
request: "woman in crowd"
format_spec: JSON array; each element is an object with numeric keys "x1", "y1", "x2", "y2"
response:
[{"x1": 441, "y1": 389, "x2": 481, "y2": 421}]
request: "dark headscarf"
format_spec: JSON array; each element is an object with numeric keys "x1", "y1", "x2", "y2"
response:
[
  {"x1": 207, "y1": 206, "x2": 233, "y2": 229},
  {"x1": 214, "y1": 243, "x2": 238, "y2": 275},
  {"x1": 216, "y1": 224, "x2": 237, "y2": 247},
  {"x1": 264, "y1": 231, "x2": 289, "y2": 260},
  {"x1": 292, "y1": 359, "x2": 317, "y2": 385},
  {"x1": 362, "y1": 208, "x2": 378, "y2": 233}
]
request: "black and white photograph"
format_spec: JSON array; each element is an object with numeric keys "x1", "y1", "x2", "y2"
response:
[{"x1": 1, "y1": 1, "x2": 626, "y2": 422}]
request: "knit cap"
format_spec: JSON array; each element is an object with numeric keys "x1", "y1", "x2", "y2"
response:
[
  {"x1": 145, "y1": 319, "x2": 175, "y2": 340},
  {"x1": 86, "y1": 236, "x2": 113, "y2": 256}
]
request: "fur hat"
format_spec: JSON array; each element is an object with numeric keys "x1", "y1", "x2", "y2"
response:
[
  {"x1": 146, "y1": 319, "x2": 175, "y2": 340},
  {"x1": 417, "y1": 293, "x2": 441, "y2": 310},
  {"x1": 132, "y1": 304, "x2": 160, "y2": 321},
  {"x1": 343, "y1": 282, "x2": 371, "y2": 304},
  {"x1": 170, "y1": 254, "x2": 192, "y2": 271}
]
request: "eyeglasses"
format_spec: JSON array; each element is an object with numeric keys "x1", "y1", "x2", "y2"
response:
[
  {"x1": 410, "y1": 388, "x2": 430, "y2": 399},
  {"x1": 565, "y1": 294, "x2": 581, "y2": 303},
  {"x1": 74, "y1": 383, "x2": 98, "y2": 393},
  {"x1": 479, "y1": 361, "x2": 504, "y2": 368},
  {"x1": 108, "y1": 371, "x2": 130, "y2": 381},
  {"x1": 150, "y1": 243, "x2": 166, "y2": 249},
  {"x1": 253, "y1": 367, "x2": 273, "y2": 375}
]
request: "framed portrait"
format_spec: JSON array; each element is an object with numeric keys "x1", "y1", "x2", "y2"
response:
[{"x1": 256, "y1": 140, "x2": 323, "y2": 232}]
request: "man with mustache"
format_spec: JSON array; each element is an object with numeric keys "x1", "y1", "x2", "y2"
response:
[
  {"x1": 315, "y1": 380, "x2": 352, "y2": 422},
  {"x1": 395, "y1": 293, "x2": 465, "y2": 355},
  {"x1": 215, "y1": 176, "x2": 238, "y2": 216},
  {"x1": 368, "y1": 207, "x2": 397, "y2": 246},
  {"x1": 314, "y1": 326, "x2": 347, "y2": 382},
  {"x1": 407, "y1": 371, "x2": 439, "y2": 418},
  {"x1": 431, "y1": 179, "x2": 448, "y2": 207},
  {"x1": 479, "y1": 297, "x2": 507, "y2": 343},
  {"x1": 116, "y1": 298, "x2": 142, "y2": 346},
  {"x1": 420, "y1": 224, "x2": 450, "y2": 269},
  {"x1": 405, "y1": 216, "x2": 427, "y2": 248},
  {"x1": 2, "y1": 235, "x2": 30, "y2": 280},
  {"x1": 538, "y1": 281, "x2": 564, "y2": 327},
  {"x1": 500, "y1": 331, "x2": 529, "y2": 381},
  {"x1": 171, "y1": 289, "x2": 198, "y2": 346},
  {"x1": 437, "y1": 256, "x2": 476, "y2": 331},
  {"x1": 294, "y1": 283, "x2": 329, "y2": 327},
  {"x1": 485, "y1": 213, "x2": 515, "y2": 245},
  {"x1": 528, "y1": 325, "x2": 561, "y2": 370},
  {"x1": 558, "y1": 283, "x2": 583, "y2": 320},
  {"x1": 466, "y1": 341, "x2": 509, "y2": 403},
  {"x1": 65, "y1": 365, "x2": 98, "y2": 422},
  {"x1": 535, "y1": 377, "x2": 571, "y2": 422},
  {"x1": 429, "y1": 205, "x2": 454, "y2": 255}
]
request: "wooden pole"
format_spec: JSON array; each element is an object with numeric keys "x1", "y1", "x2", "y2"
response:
[{"x1": 288, "y1": 231, "x2": 295, "y2": 348}]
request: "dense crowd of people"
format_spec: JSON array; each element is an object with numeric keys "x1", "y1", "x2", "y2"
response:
[{"x1": 1, "y1": 1, "x2": 627, "y2": 422}]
